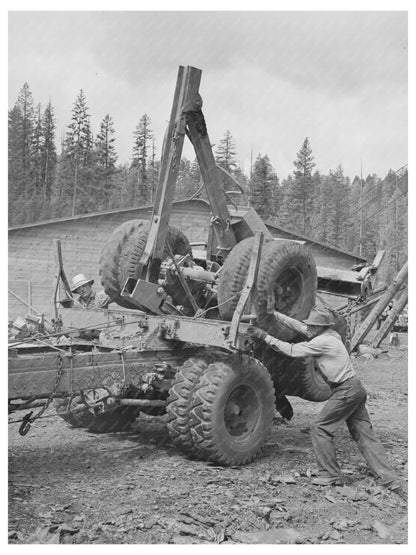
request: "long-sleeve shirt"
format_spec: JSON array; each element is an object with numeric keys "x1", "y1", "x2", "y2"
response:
[
  {"x1": 273, "y1": 311, "x2": 310, "y2": 337},
  {"x1": 265, "y1": 328, "x2": 356, "y2": 385},
  {"x1": 79, "y1": 291, "x2": 111, "y2": 309}
]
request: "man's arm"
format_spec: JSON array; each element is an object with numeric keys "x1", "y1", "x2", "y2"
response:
[
  {"x1": 273, "y1": 311, "x2": 310, "y2": 337},
  {"x1": 264, "y1": 334, "x2": 326, "y2": 358}
]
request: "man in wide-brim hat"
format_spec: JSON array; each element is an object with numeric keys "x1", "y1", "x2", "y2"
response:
[
  {"x1": 70, "y1": 273, "x2": 110, "y2": 309},
  {"x1": 247, "y1": 308, "x2": 403, "y2": 494}
]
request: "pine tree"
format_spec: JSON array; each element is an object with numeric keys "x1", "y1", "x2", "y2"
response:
[
  {"x1": 8, "y1": 105, "x2": 24, "y2": 223},
  {"x1": 377, "y1": 169, "x2": 408, "y2": 279},
  {"x1": 59, "y1": 90, "x2": 94, "y2": 215},
  {"x1": 149, "y1": 137, "x2": 158, "y2": 203},
  {"x1": 249, "y1": 154, "x2": 279, "y2": 219},
  {"x1": 279, "y1": 137, "x2": 316, "y2": 234},
  {"x1": 8, "y1": 83, "x2": 36, "y2": 224},
  {"x1": 309, "y1": 170, "x2": 323, "y2": 234},
  {"x1": 16, "y1": 83, "x2": 35, "y2": 201},
  {"x1": 327, "y1": 165, "x2": 350, "y2": 248},
  {"x1": 132, "y1": 114, "x2": 153, "y2": 204},
  {"x1": 95, "y1": 114, "x2": 118, "y2": 210},
  {"x1": 233, "y1": 166, "x2": 249, "y2": 206},
  {"x1": 31, "y1": 104, "x2": 43, "y2": 195},
  {"x1": 312, "y1": 174, "x2": 335, "y2": 244},
  {"x1": 360, "y1": 174, "x2": 381, "y2": 260},
  {"x1": 41, "y1": 101, "x2": 57, "y2": 203},
  {"x1": 175, "y1": 158, "x2": 193, "y2": 199},
  {"x1": 346, "y1": 176, "x2": 362, "y2": 252},
  {"x1": 215, "y1": 130, "x2": 237, "y2": 172}
]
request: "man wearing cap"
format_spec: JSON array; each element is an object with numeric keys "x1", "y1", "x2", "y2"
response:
[
  {"x1": 70, "y1": 274, "x2": 111, "y2": 309},
  {"x1": 247, "y1": 308, "x2": 401, "y2": 490}
]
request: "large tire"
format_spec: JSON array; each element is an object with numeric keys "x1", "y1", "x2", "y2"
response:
[
  {"x1": 166, "y1": 356, "x2": 213, "y2": 456},
  {"x1": 189, "y1": 356, "x2": 275, "y2": 466},
  {"x1": 255, "y1": 240, "x2": 317, "y2": 339},
  {"x1": 299, "y1": 359, "x2": 332, "y2": 402},
  {"x1": 217, "y1": 238, "x2": 317, "y2": 341},
  {"x1": 217, "y1": 237, "x2": 266, "y2": 321},
  {"x1": 262, "y1": 312, "x2": 349, "y2": 403},
  {"x1": 267, "y1": 352, "x2": 330, "y2": 401},
  {"x1": 99, "y1": 221, "x2": 192, "y2": 310},
  {"x1": 99, "y1": 220, "x2": 147, "y2": 308},
  {"x1": 297, "y1": 311, "x2": 349, "y2": 401}
]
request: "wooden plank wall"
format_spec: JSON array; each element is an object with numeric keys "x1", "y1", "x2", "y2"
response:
[
  {"x1": 8, "y1": 200, "x2": 211, "y2": 320},
  {"x1": 8, "y1": 199, "x2": 363, "y2": 320}
]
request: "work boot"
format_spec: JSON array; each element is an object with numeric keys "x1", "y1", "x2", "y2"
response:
[
  {"x1": 379, "y1": 477, "x2": 408, "y2": 501},
  {"x1": 311, "y1": 475, "x2": 343, "y2": 486},
  {"x1": 379, "y1": 476, "x2": 402, "y2": 490}
]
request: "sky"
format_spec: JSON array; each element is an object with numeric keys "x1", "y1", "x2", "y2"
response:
[{"x1": 8, "y1": 10, "x2": 408, "y2": 181}]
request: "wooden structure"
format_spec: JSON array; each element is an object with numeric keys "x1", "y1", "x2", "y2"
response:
[
  {"x1": 350, "y1": 261, "x2": 408, "y2": 351},
  {"x1": 8, "y1": 199, "x2": 367, "y2": 320}
]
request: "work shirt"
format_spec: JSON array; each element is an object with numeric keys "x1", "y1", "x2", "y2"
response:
[
  {"x1": 78, "y1": 291, "x2": 111, "y2": 309},
  {"x1": 265, "y1": 315, "x2": 356, "y2": 385},
  {"x1": 273, "y1": 311, "x2": 309, "y2": 337}
]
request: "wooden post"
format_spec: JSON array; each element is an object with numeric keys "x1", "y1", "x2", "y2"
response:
[
  {"x1": 53, "y1": 239, "x2": 83, "y2": 312},
  {"x1": 371, "y1": 286, "x2": 408, "y2": 348},
  {"x1": 229, "y1": 232, "x2": 263, "y2": 347},
  {"x1": 54, "y1": 239, "x2": 73, "y2": 295},
  {"x1": 350, "y1": 262, "x2": 408, "y2": 351}
]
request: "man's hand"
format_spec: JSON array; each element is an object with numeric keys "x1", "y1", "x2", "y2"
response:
[{"x1": 246, "y1": 326, "x2": 267, "y2": 341}]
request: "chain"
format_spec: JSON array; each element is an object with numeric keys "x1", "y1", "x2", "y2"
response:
[{"x1": 19, "y1": 353, "x2": 64, "y2": 436}]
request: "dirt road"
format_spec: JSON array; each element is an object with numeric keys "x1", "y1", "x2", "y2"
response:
[{"x1": 8, "y1": 343, "x2": 408, "y2": 544}]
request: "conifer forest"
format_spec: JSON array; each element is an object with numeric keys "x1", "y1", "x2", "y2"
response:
[{"x1": 8, "y1": 83, "x2": 407, "y2": 281}]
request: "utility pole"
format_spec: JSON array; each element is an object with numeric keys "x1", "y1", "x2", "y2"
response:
[
  {"x1": 359, "y1": 161, "x2": 363, "y2": 257},
  {"x1": 250, "y1": 141, "x2": 253, "y2": 180}
]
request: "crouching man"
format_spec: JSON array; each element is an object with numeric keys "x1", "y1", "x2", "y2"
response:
[{"x1": 247, "y1": 309, "x2": 403, "y2": 492}]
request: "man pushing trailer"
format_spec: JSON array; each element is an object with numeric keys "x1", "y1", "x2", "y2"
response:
[{"x1": 247, "y1": 308, "x2": 405, "y2": 496}]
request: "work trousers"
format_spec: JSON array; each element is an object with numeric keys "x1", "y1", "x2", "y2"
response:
[{"x1": 309, "y1": 376, "x2": 397, "y2": 481}]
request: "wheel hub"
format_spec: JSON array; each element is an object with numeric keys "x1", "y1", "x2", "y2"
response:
[
  {"x1": 224, "y1": 385, "x2": 260, "y2": 438},
  {"x1": 274, "y1": 267, "x2": 303, "y2": 314}
]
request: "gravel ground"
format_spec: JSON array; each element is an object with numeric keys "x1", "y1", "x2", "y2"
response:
[{"x1": 8, "y1": 342, "x2": 408, "y2": 545}]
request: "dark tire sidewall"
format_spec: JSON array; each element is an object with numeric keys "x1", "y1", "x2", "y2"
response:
[
  {"x1": 100, "y1": 222, "x2": 192, "y2": 310},
  {"x1": 191, "y1": 356, "x2": 275, "y2": 465},
  {"x1": 256, "y1": 240, "x2": 317, "y2": 337}
]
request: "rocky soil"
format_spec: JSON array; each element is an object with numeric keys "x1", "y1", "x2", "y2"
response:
[{"x1": 8, "y1": 340, "x2": 408, "y2": 545}]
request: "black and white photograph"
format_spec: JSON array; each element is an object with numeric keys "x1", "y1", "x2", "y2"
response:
[{"x1": 7, "y1": 4, "x2": 409, "y2": 546}]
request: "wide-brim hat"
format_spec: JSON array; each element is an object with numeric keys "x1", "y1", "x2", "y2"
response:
[
  {"x1": 71, "y1": 273, "x2": 94, "y2": 292},
  {"x1": 302, "y1": 309, "x2": 335, "y2": 327}
]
